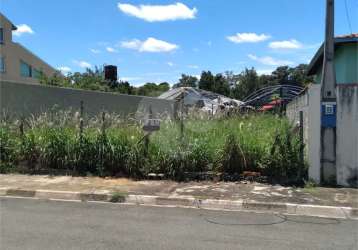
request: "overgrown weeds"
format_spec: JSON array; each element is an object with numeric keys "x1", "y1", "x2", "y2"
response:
[{"x1": 0, "y1": 110, "x2": 306, "y2": 184}]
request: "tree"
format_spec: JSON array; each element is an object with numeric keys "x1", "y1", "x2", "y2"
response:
[
  {"x1": 231, "y1": 68, "x2": 260, "y2": 100},
  {"x1": 224, "y1": 71, "x2": 239, "y2": 88},
  {"x1": 117, "y1": 81, "x2": 135, "y2": 94},
  {"x1": 173, "y1": 74, "x2": 198, "y2": 88},
  {"x1": 158, "y1": 82, "x2": 170, "y2": 92},
  {"x1": 289, "y1": 64, "x2": 314, "y2": 87},
  {"x1": 213, "y1": 73, "x2": 230, "y2": 96},
  {"x1": 198, "y1": 71, "x2": 215, "y2": 91},
  {"x1": 271, "y1": 66, "x2": 291, "y2": 85},
  {"x1": 39, "y1": 71, "x2": 70, "y2": 87},
  {"x1": 136, "y1": 82, "x2": 170, "y2": 97}
]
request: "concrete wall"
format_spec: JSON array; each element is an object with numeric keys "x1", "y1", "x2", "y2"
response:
[
  {"x1": 0, "y1": 14, "x2": 56, "y2": 84},
  {"x1": 286, "y1": 84, "x2": 321, "y2": 183},
  {"x1": 287, "y1": 84, "x2": 358, "y2": 187},
  {"x1": 336, "y1": 85, "x2": 358, "y2": 187},
  {"x1": 0, "y1": 81, "x2": 175, "y2": 118}
]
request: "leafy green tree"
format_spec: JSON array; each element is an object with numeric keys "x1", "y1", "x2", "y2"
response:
[
  {"x1": 136, "y1": 82, "x2": 170, "y2": 97},
  {"x1": 117, "y1": 81, "x2": 135, "y2": 94},
  {"x1": 288, "y1": 64, "x2": 314, "y2": 87},
  {"x1": 173, "y1": 74, "x2": 198, "y2": 88},
  {"x1": 231, "y1": 68, "x2": 260, "y2": 100},
  {"x1": 198, "y1": 71, "x2": 215, "y2": 91},
  {"x1": 158, "y1": 82, "x2": 170, "y2": 92},
  {"x1": 212, "y1": 73, "x2": 230, "y2": 96},
  {"x1": 271, "y1": 66, "x2": 291, "y2": 85},
  {"x1": 39, "y1": 71, "x2": 70, "y2": 87}
]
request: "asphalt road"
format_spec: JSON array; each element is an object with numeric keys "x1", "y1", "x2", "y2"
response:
[{"x1": 0, "y1": 197, "x2": 357, "y2": 250}]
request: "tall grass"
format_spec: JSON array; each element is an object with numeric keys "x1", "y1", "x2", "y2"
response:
[{"x1": 0, "y1": 109, "x2": 306, "y2": 183}]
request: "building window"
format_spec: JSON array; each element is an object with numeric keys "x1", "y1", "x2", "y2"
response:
[
  {"x1": 20, "y1": 60, "x2": 32, "y2": 77},
  {"x1": 32, "y1": 68, "x2": 42, "y2": 79},
  {"x1": 0, "y1": 57, "x2": 5, "y2": 73},
  {"x1": 0, "y1": 28, "x2": 3, "y2": 44}
]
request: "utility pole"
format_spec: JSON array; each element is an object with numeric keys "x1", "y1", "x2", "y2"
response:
[{"x1": 320, "y1": 0, "x2": 337, "y2": 184}]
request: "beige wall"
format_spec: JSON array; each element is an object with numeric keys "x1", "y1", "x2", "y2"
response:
[{"x1": 0, "y1": 14, "x2": 56, "y2": 84}]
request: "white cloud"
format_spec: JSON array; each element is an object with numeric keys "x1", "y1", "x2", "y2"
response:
[
  {"x1": 90, "y1": 49, "x2": 101, "y2": 54},
  {"x1": 248, "y1": 54, "x2": 294, "y2": 66},
  {"x1": 73, "y1": 60, "x2": 92, "y2": 68},
  {"x1": 121, "y1": 37, "x2": 178, "y2": 53},
  {"x1": 269, "y1": 39, "x2": 303, "y2": 49},
  {"x1": 120, "y1": 39, "x2": 142, "y2": 49},
  {"x1": 57, "y1": 66, "x2": 71, "y2": 74},
  {"x1": 117, "y1": 2, "x2": 197, "y2": 22},
  {"x1": 227, "y1": 33, "x2": 270, "y2": 44},
  {"x1": 106, "y1": 47, "x2": 118, "y2": 53},
  {"x1": 13, "y1": 24, "x2": 34, "y2": 37},
  {"x1": 167, "y1": 62, "x2": 174, "y2": 67}
]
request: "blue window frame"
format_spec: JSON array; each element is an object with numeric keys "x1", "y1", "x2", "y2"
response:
[
  {"x1": 32, "y1": 68, "x2": 42, "y2": 79},
  {"x1": 20, "y1": 60, "x2": 32, "y2": 77},
  {"x1": 0, "y1": 57, "x2": 4, "y2": 72},
  {"x1": 0, "y1": 28, "x2": 3, "y2": 44}
]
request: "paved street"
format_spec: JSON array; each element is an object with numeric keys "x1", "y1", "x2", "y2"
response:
[{"x1": 1, "y1": 197, "x2": 357, "y2": 250}]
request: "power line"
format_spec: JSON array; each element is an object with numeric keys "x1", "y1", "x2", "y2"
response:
[{"x1": 344, "y1": 0, "x2": 353, "y2": 34}]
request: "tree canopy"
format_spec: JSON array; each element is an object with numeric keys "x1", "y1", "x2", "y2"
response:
[
  {"x1": 173, "y1": 74, "x2": 198, "y2": 88},
  {"x1": 40, "y1": 64, "x2": 313, "y2": 98}
]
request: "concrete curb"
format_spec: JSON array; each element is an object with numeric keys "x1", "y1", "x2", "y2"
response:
[{"x1": 2, "y1": 188, "x2": 357, "y2": 220}]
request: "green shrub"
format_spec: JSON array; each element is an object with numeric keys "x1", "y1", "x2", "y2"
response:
[
  {"x1": 20, "y1": 131, "x2": 40, "y2": 170},
  {"x1": 38, "y1": 128, "x2": 74, "y2": 170},
  {"x1": 0, "y1": 126, "x2": 19, "y2": 172},
  {"x1": 217, "y1": 134, "x2": 245, "y2": 174},
  {"x1": 262, "y1": 125, "x2": 306, "y2": 184},
  {"x1": 72, "y1": 132, "x2": 97, "y2": 175},
  {"x1": 126, "y1": 143, "x2": 147, "y2": 178}
]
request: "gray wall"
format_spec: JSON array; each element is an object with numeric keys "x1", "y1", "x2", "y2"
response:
[
  {"x1": 0, "y1": 81, "x2": 175, "y2": 118},
  {"x1": 286, "y1": 84, "x2": 321, "y2": 183},
  {"x1": 336, "y1": 85, "x2": 358, "y2": 187},
  {"x1": 287, "y1": 84, "x2": 358, "y2": 187}
]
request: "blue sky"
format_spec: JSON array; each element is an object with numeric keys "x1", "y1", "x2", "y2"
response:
[{"x1": 2, "y1": 0, "x2": 357, "y2": 85}]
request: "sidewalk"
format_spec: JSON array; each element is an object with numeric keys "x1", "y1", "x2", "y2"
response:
[{"x1": 1, "y1": 174, "x2": 357, "y2": 219}]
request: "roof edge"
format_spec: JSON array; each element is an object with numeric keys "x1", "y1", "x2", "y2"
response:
[
  {"x1": 307, "y1": 36, "x2": 358, "y2": 76},
  {"x1": 0, "y1": 12, "x2": 17, "y2": 30},
  {"x1": 13, "y1": 42, "x2": 57, "y2": 72}
]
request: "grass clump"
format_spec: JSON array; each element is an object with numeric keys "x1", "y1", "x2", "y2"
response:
[{"x1": 109, "y1": 191, "x2": 127, "y2": 203}]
